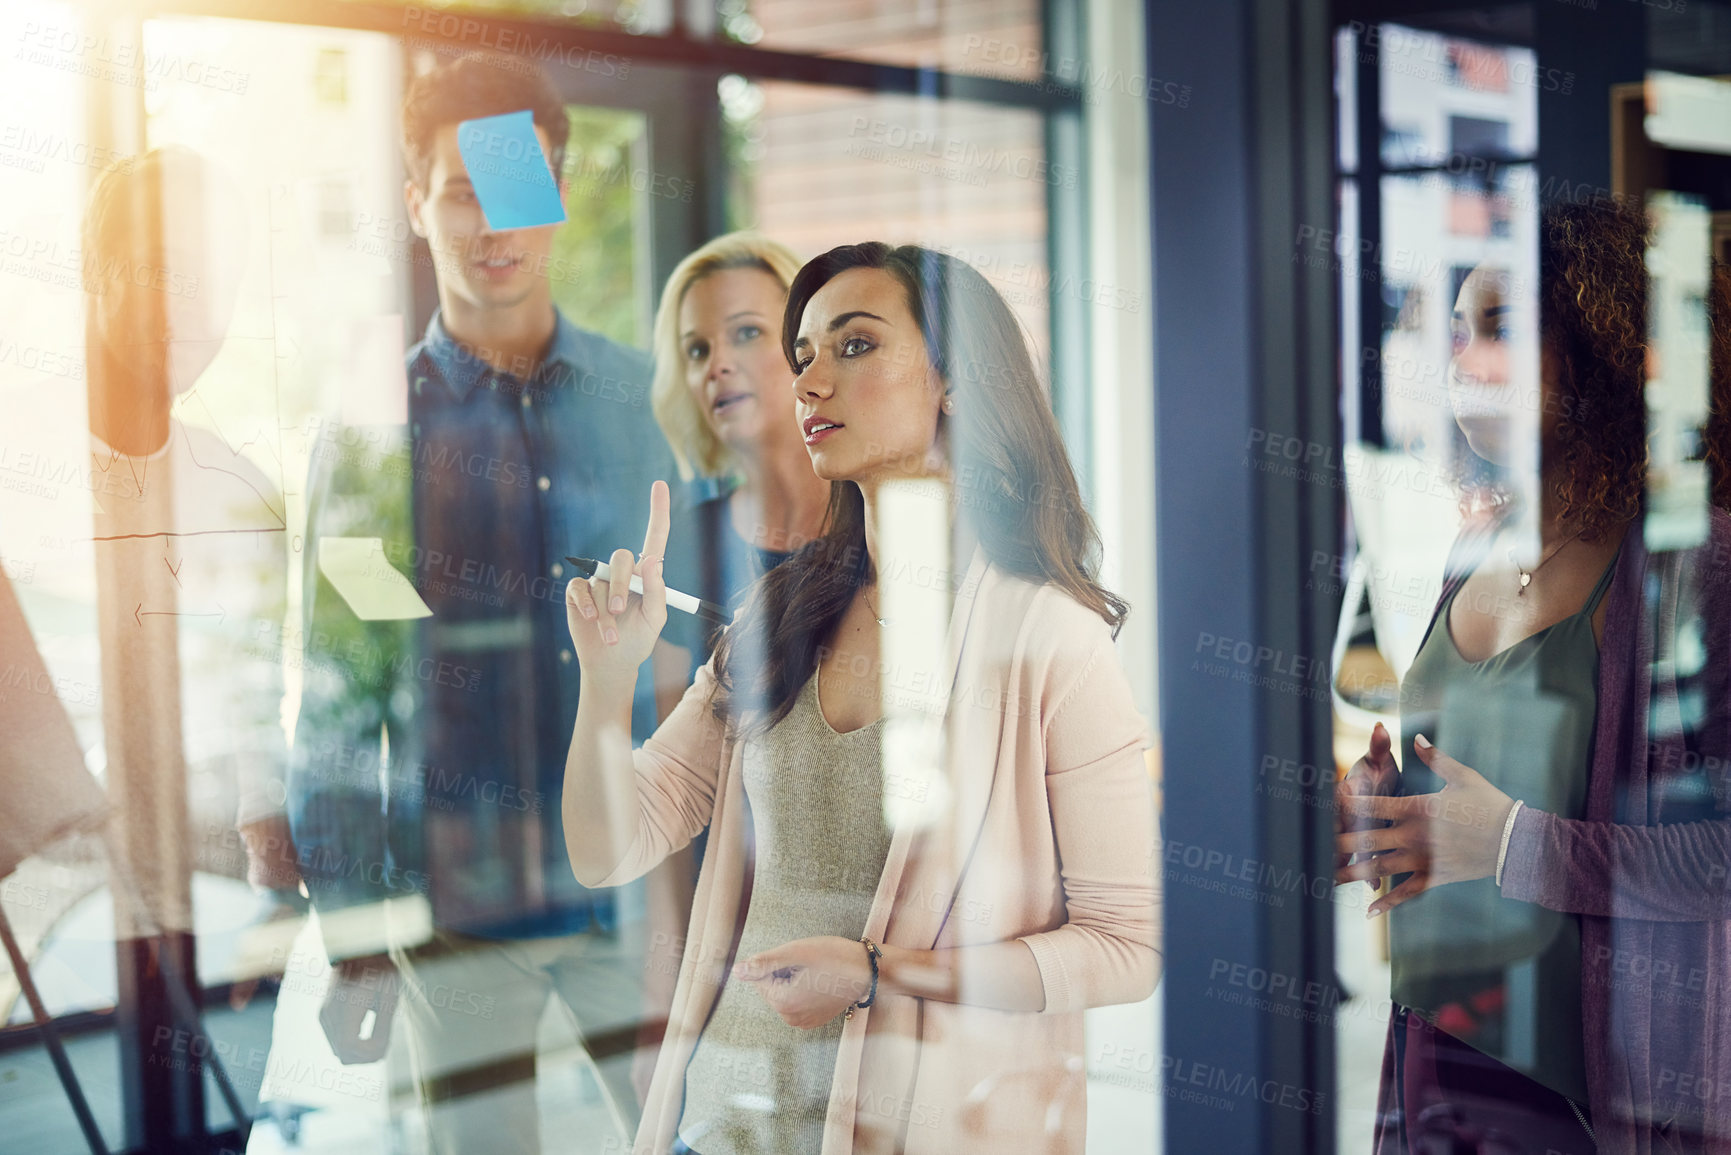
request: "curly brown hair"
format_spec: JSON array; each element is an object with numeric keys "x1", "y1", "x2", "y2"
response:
[
  {"x1": 1538, "y1": 198, "x2": 1651, "y2": 541},
  {"x1": 1709, "y1": 257, "x2": 1731, "y2": 513}
]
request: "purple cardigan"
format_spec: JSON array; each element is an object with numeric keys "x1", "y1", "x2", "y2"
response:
[{"x1": 1497, "y1": 509, "x2": 1731, "y2": 1152}]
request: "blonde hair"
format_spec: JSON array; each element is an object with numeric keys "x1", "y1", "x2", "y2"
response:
[{"x1": 651, "y1": 231, "x2": 803, "y2": 480}]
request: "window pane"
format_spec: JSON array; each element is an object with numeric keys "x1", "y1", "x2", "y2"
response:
[
  {"x1": 727, "y1": 79, "x2": 1052, "y2": 361},
  {"x1": 748, "y1": 0, "x2": 1045, "y2": 80},
  {"x1": 552, "y1": 106, "x2": 651, "y2": 350},
  {"x1": 1, "y1": 4, "x2": 121, "y2": 1153}
]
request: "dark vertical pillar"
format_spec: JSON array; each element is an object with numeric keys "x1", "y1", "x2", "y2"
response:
[
  {"x1": 1535, "y1": 0, "x2": 1644, "y2": 204},
  {"x1": 1354, "y1": 23, "x2": 1386, "y2": 447},
  {"x1": 648, "y1": 67, "x2": 727, "y2": 292},
  {"x1": 1149, "y1": 0, "x2": 1340, "y2": 1151}
]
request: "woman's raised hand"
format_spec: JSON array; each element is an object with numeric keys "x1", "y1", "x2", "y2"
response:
[{"x1": 565, "y1": 480, "x2": 672, "y2": 680}]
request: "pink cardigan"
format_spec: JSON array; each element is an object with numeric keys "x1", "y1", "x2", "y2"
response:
[{"x1": 575, "y1": 550, "x2": 1162, "y2": 1154}]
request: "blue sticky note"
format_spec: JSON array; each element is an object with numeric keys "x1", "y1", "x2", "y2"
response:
[{"x1": 455, "y1": 109, "x2": 567, "y2": 231}]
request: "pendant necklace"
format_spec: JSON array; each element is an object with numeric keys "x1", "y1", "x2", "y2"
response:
[{"x1": 1508, "y1": 528, "x2": 1586, "y2": 596}]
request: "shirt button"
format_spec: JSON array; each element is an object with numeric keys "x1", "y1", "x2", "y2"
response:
[
  {"x1": 551, "y1": 562, "x2": 563, "y2": 578},
  {"x1": 560, "y1": 648, "x2": 572, "y2": 664},
  {"x1": 537, "y1": 476, "x2": 551, "y2": 492},
  {"x1": 521, "y1": 392, "x2": 532, "y2": 409}
]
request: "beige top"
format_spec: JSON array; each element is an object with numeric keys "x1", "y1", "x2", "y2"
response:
[
  {"x1": 578, "y1": 551, "x2": 1163, "y2": 1154},
  {"x1": 678, "y1": 675, "x2": 891, "y2": 1154}
]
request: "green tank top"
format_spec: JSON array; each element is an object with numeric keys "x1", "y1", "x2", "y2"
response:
[{"x1": 1388, "y1": 544, "x2": 1619, "y2": 1104}]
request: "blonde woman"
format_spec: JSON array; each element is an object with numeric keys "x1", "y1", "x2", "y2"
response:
[
  {"x1": 654, "y1": 232, "x2": 830, "y2": 663},
  {"x1": 633, "y1": 233, "x2": 833, "y2": 1107}
]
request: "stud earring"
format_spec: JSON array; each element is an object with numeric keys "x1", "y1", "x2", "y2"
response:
[{"x1": 941, "y1": 396, "x2": 954, "y2": 415}]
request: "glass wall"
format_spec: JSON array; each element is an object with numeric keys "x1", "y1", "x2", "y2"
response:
[
  {"x1": 1326, "y1": 4, "x2": 1731, "y2": 1154},
  {"x1": 22, "y1": 1, "x2": 1731, "y2": 1152},
  {"x1": 0, "y1": 2, "x2": 1158, "y2": 1153}
]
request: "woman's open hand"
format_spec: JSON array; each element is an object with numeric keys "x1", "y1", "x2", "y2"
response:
[
  {"x1": 734, "y1": 936, "x2": 873, "y2": 1030},
  {"x1": 566, "y1": 480, "x2": 672, "y2": 681},
  {"x1": 1335, "y1": 734, "x2": 1516, "y2": 917}
]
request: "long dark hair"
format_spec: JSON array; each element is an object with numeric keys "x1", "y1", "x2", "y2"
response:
[{"x1": 709, "y1": 242, "x2": 1126, "y2": 736}]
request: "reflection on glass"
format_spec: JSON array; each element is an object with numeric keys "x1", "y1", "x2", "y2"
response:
[
  {"x1": 1338, "y1": 193, "x2": 1731, "y2": 1152},
  {"x1": 0, "y1": 3, "x2": 1158, "y2": 1149},
  {"x1": 1644, "y1": 191, "x2": 1713, "y2": 552},
  {"x1": 1327, "y1": 23, "x2": 1731, "y2": 1154}
]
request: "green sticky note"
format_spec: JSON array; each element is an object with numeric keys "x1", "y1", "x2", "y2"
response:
[{"x1": 318, "y1": 537, "x2": 432, "y2": 621}]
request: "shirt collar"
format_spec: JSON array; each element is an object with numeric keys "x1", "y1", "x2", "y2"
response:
[{"x1": 420, "y1": 309, "x2": 588, "y2": 403}]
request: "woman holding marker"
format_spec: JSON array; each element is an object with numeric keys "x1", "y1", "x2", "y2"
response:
[
  {"x1": 651, "y1": 231, "x2": 829, "y2": 664},
  {"x1": 563, "y1": 243, "x2": 1160, "y2": 1154},
  {"x1": 1334, "y1": 201, "x2": 1731, "y2": 1153}
]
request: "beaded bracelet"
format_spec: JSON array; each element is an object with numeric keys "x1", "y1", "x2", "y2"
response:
[{"x1": 845, "y1": 937, "x2": 882, "y2": 1021}]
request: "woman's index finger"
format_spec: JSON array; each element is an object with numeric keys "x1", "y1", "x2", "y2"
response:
[{"x1": 641, "y1": 479, "x2": 671, "y2": 560}]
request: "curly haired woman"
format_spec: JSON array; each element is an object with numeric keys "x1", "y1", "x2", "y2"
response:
[{"x1": 1336, "y1": 198, "x2": 1731, "y2": 1154}]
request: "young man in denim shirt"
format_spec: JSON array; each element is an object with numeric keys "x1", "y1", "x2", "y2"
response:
[{"x1": 287, "y1": 51, "x2": 697, "y2": 1153}]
